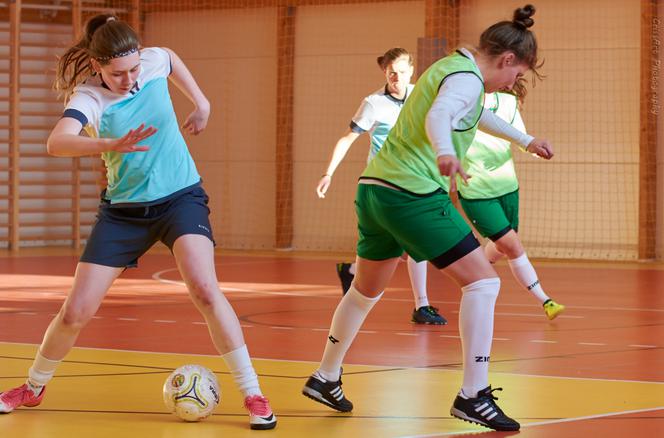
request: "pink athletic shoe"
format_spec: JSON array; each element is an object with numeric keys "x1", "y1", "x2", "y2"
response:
[
  {"x1": 0, "y1": 384, "x2": 46, "y2": 413},
  {"x1": 244, "y1": 394, "x2": 277, "y2": 430}
]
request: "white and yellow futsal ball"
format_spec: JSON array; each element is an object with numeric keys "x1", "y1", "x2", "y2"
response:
[{"x1": 163, "y1": 364, "x2": 220, "y2": 422}]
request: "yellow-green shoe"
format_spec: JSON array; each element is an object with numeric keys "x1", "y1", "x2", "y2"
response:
[{"x1": 543, "y1": 299, "x2": 565, "y2": 320}]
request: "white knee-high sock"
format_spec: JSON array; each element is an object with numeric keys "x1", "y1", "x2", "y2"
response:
[
  {"x1": 459, "y1": 278, "x2": 500, "y2": 398},
  {"x1": 484, "y1": 241, "x2": 505, "y2": 264},
  {"x1": 222, "y1": 345, "x2": 261, "y2": 397},
  {"x1": 507, "y1": 253, "x2": 550, "y2": 304},
  {"x1": 27, "y1": 350, "x2": 60, "y2": 394},
  {"x1": 318, "y1": 285, "x2": 382, "y2": 381},
  {"x1": 407, "y1": 256, "x2": 429, "y2": 309}
]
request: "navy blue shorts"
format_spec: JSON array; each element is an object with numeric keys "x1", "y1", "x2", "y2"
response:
[{"x1": 80, "y1": 185, "x2": 215, "y2": 268}]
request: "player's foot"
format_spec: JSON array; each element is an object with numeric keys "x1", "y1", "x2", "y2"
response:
[
  {"x1": 0, "y1": 384, "x2": 45, "y2": 413},
  {"x1": 543, "y1": 299, "x2": 565, "y2": 320},
  {"x1": 412, "y1": 306, "x2": 448, "y2": 325},
  {"x1": 244, "y1": 395, "x2": 277, "y2": 430},
  {"x1": 336, "y1": 262, "x2": 354, "y2": 295},
  {"x1": 450, "y1": 385, "x2": 520, "y2": 431},
  {"x1": 302, "y1": 370, "x2": 353, "y2": 412}
]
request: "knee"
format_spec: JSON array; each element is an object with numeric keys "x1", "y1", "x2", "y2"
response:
[
  {"x1": 188, "y1": 280, "x2": 220, "y2": 308},
  {"x1": 59, "y1": 306, "x2": 94, "y2": 330},
  {"x1": 495, "y1": 238, "x2": 523, "y2": 259}
]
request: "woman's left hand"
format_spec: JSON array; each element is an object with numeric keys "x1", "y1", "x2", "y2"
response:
[
  {"x1": 526, "y1": 138, "x2": 554, "y2": 159},
  {"x1": 182, "y1": 103, "x2": 210, "y2": 135}
]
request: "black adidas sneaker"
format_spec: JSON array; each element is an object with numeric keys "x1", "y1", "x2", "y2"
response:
[
  {"x1": 302, "y1": 370, "x2": 353, "y2": 412},
  {"x1": 450, "y1": 385, "x2": 520, "y2": 431}
]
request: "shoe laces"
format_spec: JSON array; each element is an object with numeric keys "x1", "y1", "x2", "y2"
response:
[
  {"x1": 484, "y1": 386, "x2": 503, "y2": 400},
  {"x1": 244, "y1": 395, "x2": 272, "y2": 417},
  {"x1": 1, "y1": 384, "x2": 32, "y2": 403},
  {"x1": 423, "y1": 306, "x2": 439, "y2": 315}
]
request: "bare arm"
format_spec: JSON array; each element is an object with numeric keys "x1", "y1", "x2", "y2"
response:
[
  {"x1": 46, "y1": 117, "x2": 155, "y2": 157},
  {"x1": 164, "y1": 47, "x2": 210, "y2": 135},
  {"x1": 316, "y1": 129, "x2": 362, "y2": 198}
]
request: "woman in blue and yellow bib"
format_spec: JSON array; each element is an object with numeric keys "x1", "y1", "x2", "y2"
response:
[
  {"x1": 302, "y1": 5, "x2": 552, "y2": 432},
  {"x1": 0, "y1": 15, "x2": 276, "y2": 430}
]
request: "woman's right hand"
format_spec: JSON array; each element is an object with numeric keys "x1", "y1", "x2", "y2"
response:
[
  {"x1": 108, "y1": 124, "x2": 157, "y2": 153},
  {"x1": 316, "y1": 174, "x2": 332, "y2": 198},
  {"x1": 437, "y1": 154, "x2": 469, "y2": 193}
]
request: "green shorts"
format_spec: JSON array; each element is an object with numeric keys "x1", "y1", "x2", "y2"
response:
[
  {"x1": 355, "y1": 182, "x2": 479, "y2": 269},
  {"x1": 459, "y1": 189, "x2": 519, "y2": 241}
]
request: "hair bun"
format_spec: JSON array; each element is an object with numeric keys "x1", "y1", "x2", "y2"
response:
[
  {"x1": 513, "y1": 4, "x2": 535, "y2": 29},
  {"x1": 85, "y1": 14, "x2": 118, "y2": 42}
]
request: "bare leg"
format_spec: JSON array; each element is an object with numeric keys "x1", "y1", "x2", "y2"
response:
[
  {"x1": 172, "y1": 234, "x2": 266, "y2": 400},
  {"x1": 40, "y1": 263, "x2": 122, "y2": 360},
  {"x1": 23, "y1": 262, "x2": 122, "y2": 390},
  {"x1": 484, "y1": 240, "x2": 505, "y2": 263},
  {"x1": 172, "y1": 234, "x2": 244, "y2": 353},
  {"x1": 353, "y1": 256, "x2": 400, "y2": 296},
  {"x1": 494, "y1": 230, "x2": 553, "y2": 305}
]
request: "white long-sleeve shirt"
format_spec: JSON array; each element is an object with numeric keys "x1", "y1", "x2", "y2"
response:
[{"x1": 425, "y1": 49, "x2": 534, "y2": 157}]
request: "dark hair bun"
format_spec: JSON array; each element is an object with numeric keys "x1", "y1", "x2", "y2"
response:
[
  {"x1": 513, "y1": 4, "x2": 535, "y2": 29},
  {"x1": 85, "y1": 14, "x2": 117, "y2": 42}
]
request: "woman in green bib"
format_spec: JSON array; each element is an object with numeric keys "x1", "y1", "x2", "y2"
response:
[
  {"x1": 459, "y1": 91, "x2": 565, "y2": 320},
  {"x1": 302, "y1": 4, "x2": 552, "y2": 432}
]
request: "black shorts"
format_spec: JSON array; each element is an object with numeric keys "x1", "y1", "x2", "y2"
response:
[{"x1": 80, "y1": 185, "x2": 215, "y2": 268}]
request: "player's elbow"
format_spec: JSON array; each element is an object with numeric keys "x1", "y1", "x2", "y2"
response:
[{"x1": 46, "y1": 134, "x2": 65, "y2": 157}]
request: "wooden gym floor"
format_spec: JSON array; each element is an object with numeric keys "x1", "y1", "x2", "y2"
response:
[{"x1": 0, "y1": 250, "x2": 662, "y2": 437}]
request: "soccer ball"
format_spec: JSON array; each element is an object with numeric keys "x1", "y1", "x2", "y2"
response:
[{"x1": 163, "y1": 364, "x2": 220, "y2": 422}]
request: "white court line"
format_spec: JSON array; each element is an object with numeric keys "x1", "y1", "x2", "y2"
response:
[
  {"x1": 531, "y1": 340, "x2": 557, "y2": 344},
  {"x1": 398, "y1": 406, "x2": 664, "y2": 437},
  {"x1": 116, "y1": 317, "x2": 138, "y2": 321},
  {"x1": 17, "y1": 312, "x2": 37, "y2": 315},
  {"x1": 358, "y1": 330, "x2": 377, "y2": 334},
  {"x1": 271, "y1": 326, "x2": 294, "y2": 330},
  {"x1": 153, "y1": 320, "x2": 175, "y2": 323},
  {"x1": 150, "y1": 269, "x2": 662, "y2": 313},
  {"x1": 493, "y1": 337, "x2": 510, "y2": 341},
  {"x1": 578, "y1": 342, "x2": 607, "y2": 346},
  {"x1": 629, "y1": 344, "x2": 657, "y2": 348},
  {"x1": 396, "y1": 333, "x2": 419, "y2": 336},
  {"x1": 153, "y1": 269, "x2": 336, "y2": 298}
]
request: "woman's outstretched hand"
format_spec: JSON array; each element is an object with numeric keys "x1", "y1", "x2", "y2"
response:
[{"x1": 109, "y1": 123, "x2": 157, "y2": 153}]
